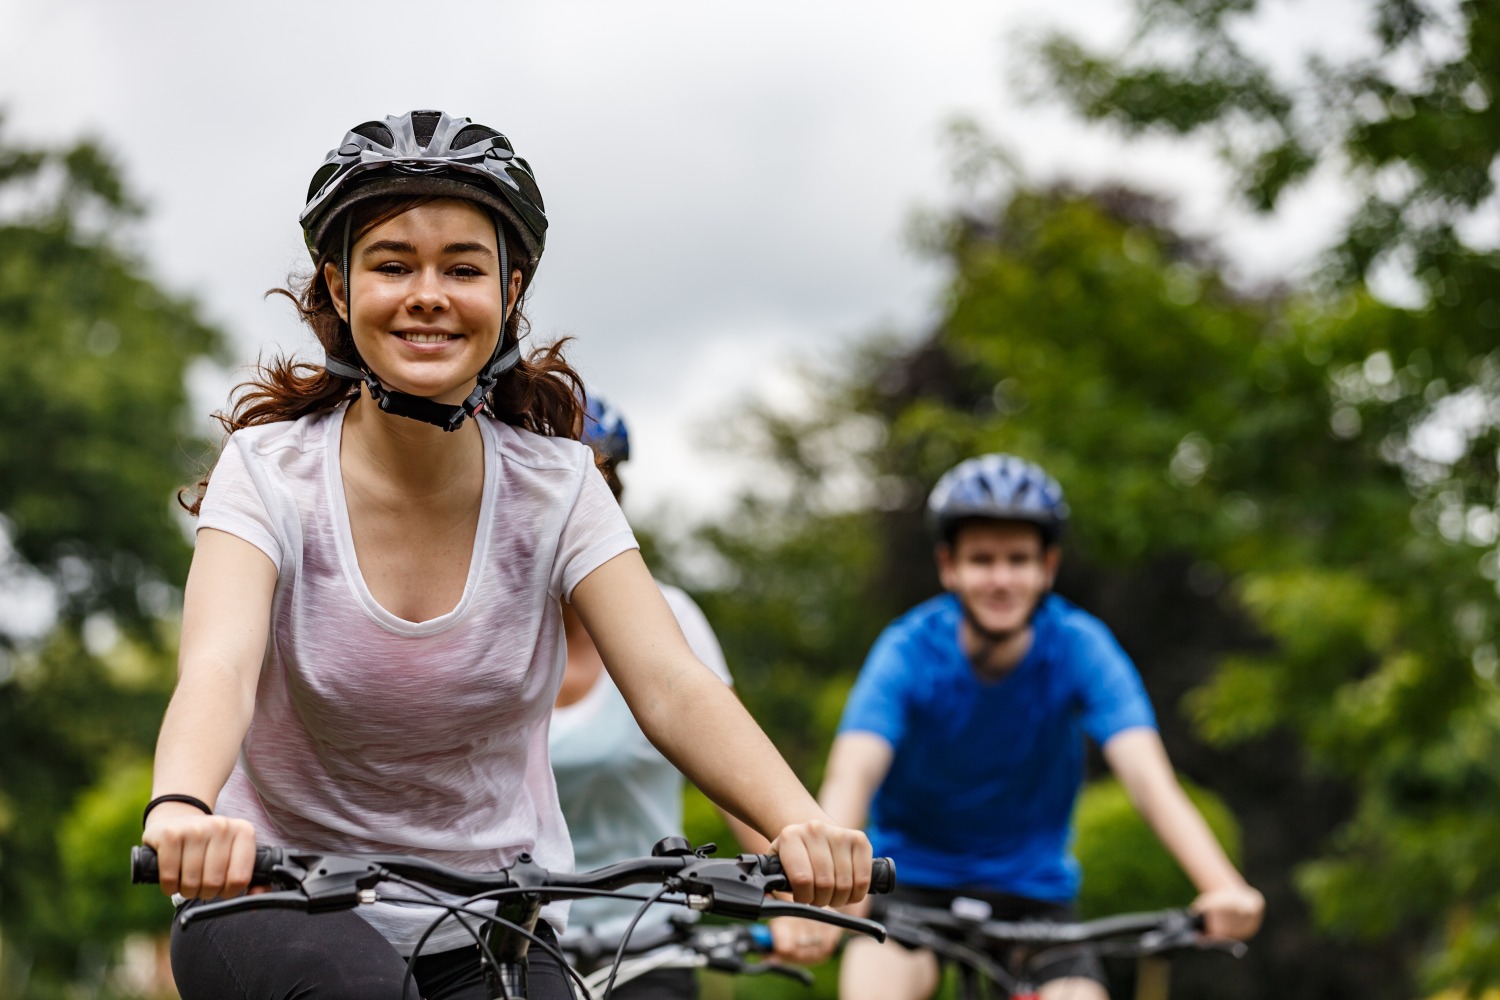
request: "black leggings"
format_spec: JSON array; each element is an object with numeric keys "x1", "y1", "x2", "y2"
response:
[{"x1": 170, "y1": 902, "x2": 575, "y2": 999}]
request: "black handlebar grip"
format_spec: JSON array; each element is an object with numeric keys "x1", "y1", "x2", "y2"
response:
[
  {"x1": 131, "y1": 845, "x2": 158, "y2": 884},
  {"x1": 757, "y1": 855, "x2": 897, "y2": 894},
  {"x1": 131, "y1": 845, "x2": 281, "y2": 885}
]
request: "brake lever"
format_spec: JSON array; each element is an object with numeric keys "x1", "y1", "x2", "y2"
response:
[
  {"x1": 177, "y1": 890, "x2": 325, "y2": 929},
  {"x1": 671, "y1": 857, "x2": 784, "y2": 919},
  {"x1": 1138, "y1": 912, "x2": 1246, "y2": 959},
  {"x1": 1199, "y1": 937, "x2": 1250, "y2": 959},
  {"x1": 759, "y1": 900, "x2": 886, "y2": 942},
  {"x1": 746, "y1": 962, "x2": 816, "y2": 985}
]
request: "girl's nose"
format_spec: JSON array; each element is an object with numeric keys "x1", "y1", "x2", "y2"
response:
[{"x1": 407, "y1": 269, "x2": 447, "y2": 311}]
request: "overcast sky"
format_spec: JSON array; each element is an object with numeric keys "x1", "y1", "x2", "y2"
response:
[{"x1": 0, "y1": 0, "x2": 1371, "y2": 525}]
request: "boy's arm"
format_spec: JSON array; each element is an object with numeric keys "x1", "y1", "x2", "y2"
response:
[
  {"x1": 1102, "y1": 727, "x2": 1265, "y2": 940},
  {"x1": 819, "y1": 731, "x2": 894, "y2": 832}
]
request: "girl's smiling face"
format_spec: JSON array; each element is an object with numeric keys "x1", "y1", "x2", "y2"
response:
[{"x1": 326, "y1": 198, "x2": 522, "y2": 406}]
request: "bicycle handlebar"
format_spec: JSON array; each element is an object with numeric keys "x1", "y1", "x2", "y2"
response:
[
  {"x1": 883, "y1": 903, "x2": 1205, "y2": 947},
  {"x1": 880, "y1": 902, "x2": 1241, "y2": 996},
  {"x1": 131, "y1": 846, "x2": 895, "y2": 895},
  {"x1": 131, "y1": 843, "x2": 894, "y2": 939}
]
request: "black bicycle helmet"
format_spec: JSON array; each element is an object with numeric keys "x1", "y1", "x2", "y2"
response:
[
  {"x1": 927, "y1": 454, "x2": 1069, "y2": 545},
  {"x1": 301, "y1": 110, "x2": 546, "y2": 269},
  {"x1": 303, "y1": 110, "x2": 547, "y2": 433}
]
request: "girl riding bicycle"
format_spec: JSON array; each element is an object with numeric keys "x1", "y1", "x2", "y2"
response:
[
  {"x1": 140, "y1": 110, "x2": 873, "y2": 1000},
  {"x1": 553, "y1": 395, "x2": 830, "y2": 998}
]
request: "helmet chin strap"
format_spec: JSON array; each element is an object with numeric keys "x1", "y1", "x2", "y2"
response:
[
  {"x1": 323, "y1": 212, "x2": 520, "y2": 433},
  {"x1": 955, "y1": 589, "x2": 1050, "y2": 666}
]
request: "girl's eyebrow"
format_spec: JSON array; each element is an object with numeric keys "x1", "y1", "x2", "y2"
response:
[
  {"x1": 443, "y1": 241, "x2": 496, "y2": 258},
  {"x1": 361, "y1": 239, "x2": 416, "y2": 257},
  {"x1": 360, "y1": 240, "x2": 496, "y2": 259}
]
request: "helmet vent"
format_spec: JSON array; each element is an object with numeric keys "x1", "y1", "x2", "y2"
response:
[
  {"x1": 352, "y1": 122, "x2": 395, "y2": 147},
  {"x1": 411, "y1": 111, "x2": 442, "y2": 147},
  {"x1": 451, "y1": 125, "x2": 499, "y2": 150}
]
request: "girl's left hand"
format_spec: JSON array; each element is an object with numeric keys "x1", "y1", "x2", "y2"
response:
[{"x1": 769, "y1": 818, "x2": 873, "y2": 908}]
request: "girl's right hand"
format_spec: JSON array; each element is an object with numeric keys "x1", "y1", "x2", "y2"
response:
[{"x1": 142, "y1": 804, "x2": 258, "y2": 900}]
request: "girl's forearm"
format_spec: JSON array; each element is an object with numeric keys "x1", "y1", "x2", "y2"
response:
[
  {"x1": 150, "y1": 660, "x2": 256, "y2": 805},
  {"x1": 636, "y1": 665, "x2": 823, "y2": 838}
]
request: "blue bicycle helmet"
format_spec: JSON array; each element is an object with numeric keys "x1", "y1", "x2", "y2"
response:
[
  {"x1": 581, "y1": 393, "x2": 630, "y2": 464},
  {"x1": 927, "y1": 454, "x2": 1069, "y2": 544}
]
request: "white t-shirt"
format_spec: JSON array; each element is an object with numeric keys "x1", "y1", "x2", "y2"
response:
[
  {"x1": 198, "y1": 403, "x2": 637, "y2": 954},
  {"x1": 549, "y1": 585, "x2": 732, "y2": 938}
]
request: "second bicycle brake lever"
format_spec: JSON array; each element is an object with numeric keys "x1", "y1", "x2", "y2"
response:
[
  {"x1": 671, "y1": 857, "x2": 772, "y2": 918},
  {"x1": 759, "y1": 900, "x2": 888, "y2": 942},
  {"x1": 742, "y1": 962, "x2": 816, "y2": 985}
]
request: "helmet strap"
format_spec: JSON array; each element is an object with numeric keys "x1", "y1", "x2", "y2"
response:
[
  {"x1": 323, "y1": 213, "x2": 519, "y2": 433},
  {"x1": 954, "y1": 588, "x2": 1050, "y2": 672}
]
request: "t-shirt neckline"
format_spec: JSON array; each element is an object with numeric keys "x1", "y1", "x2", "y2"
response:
[{"x1": 325, "y1": 403, "x2": 498, "y2": 636}]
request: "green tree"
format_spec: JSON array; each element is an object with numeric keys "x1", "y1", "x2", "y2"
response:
[
  {"x1": 661, "y1": 174, "x2": 1447, "y2": 996},
  {"x1": 1073, "y1": 776, "x2": 1242, "y2": 920},
  {"x1": 0, "y1": 115, "x2": 224, "y2": 997},
  {"x1": 1027, "y1": 1, "x2": 1500, "y2": 992}
]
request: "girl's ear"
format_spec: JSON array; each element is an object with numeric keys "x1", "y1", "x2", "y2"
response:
[
  {"x1": 505, "y1": 268, "x2": 523, "y2": 319},
  {"x1": 324, "y1": 262, "x2": 349, "y2": 323}
]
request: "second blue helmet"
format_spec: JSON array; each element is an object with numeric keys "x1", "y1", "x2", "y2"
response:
[
  {"x1": 927, "y1": 454, "x2": 1069, "y2": 543},
  {"x1": 582, "y1": 394, "x2": 630, "y2": 464}
]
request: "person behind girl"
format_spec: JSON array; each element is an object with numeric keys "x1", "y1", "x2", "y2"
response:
[
  {"x1": 552, "y1": 395, "x2": 834, "y2": 998},
  {"x1": 141, "y1": 110, "x2": 873, "y2": 1000}
]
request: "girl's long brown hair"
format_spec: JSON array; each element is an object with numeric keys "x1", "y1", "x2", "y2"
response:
[{"x1": 180, "y1": 195, "x2": 587, "y2": 515}]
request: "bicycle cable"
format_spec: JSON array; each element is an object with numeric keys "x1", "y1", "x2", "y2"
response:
[{"x1": 600, "y1": 884, "x2": 672, "y2": 1000}]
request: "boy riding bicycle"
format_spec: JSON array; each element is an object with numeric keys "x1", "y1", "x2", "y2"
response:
[{"x1": 815, "y1": 454, "x2": 1263, "y2": 999}]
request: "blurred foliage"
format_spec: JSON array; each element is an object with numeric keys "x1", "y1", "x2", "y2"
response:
[
  {"x1": 661, "y1": 1, "x2": 1500, "y2": 996},
  {"x1": 1073, "y1": 776, "x2": 1240, "y2": 920},
  {"x1": 663, "y1": 167, "x2": 1497, "y2": 1000},
  {"x1": 1024, "y1": 0, "x2": 1500, "y2": 993},
  {"x1": 0, "y1": 115, "x2": 223, "y2": 997}
]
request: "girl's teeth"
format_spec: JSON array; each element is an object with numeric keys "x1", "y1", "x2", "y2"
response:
[{"x1": 402, "y1": 332, "x2": 451, "y2": 343}]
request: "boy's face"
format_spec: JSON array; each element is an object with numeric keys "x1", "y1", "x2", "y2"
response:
[{"x1": 936, "y1": 520, "x2": 1059, "y2": 638}]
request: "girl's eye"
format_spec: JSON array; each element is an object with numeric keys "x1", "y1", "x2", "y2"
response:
[
  {"x1": 451, "y1": 264, "x2": 484, "y2": 278},
  {"x1": 374, "y1": 262, "x2": 408, "y2": 275}
]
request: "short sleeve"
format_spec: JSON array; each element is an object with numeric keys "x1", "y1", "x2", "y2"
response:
[
  {"x1": 552, "y1": 455, "x2": 639, "y2": 600},
  {"x1": 197, "y1": 435, "x2": 284, "y2": 568},
  {"x1": 1072, "y1": 624, "x2": 1157, "y2": 746},
  {"x1": 837, "y1": 627, "x2": 914, "y2": 749},
  {"x1": 659, "y1": 585, "x2": 731, "y2": 685}
]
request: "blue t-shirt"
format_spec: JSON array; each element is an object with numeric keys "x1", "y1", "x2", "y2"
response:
[{"x1": 838, "y1": 593, "x2": 1155, "y2": 902}]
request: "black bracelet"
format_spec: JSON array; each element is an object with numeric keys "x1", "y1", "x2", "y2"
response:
[{"x1": 142, "y1": 794, "x2": 213, "y2": 828}]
